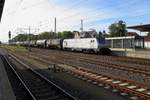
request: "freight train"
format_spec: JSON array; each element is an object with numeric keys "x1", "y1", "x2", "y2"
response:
[{"x1": 10, "y1": 37, "x2": 111, "y2": 55}]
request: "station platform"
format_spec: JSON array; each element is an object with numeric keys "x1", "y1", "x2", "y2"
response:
[
  {"x1": 110, "y1": 48, "x2": 150, "y2": 59},
  {"x1": 0, "y1": 48, "x2": 15, "y2": 100}
]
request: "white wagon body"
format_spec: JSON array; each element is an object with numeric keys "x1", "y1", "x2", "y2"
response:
[
  {"x1": 29, "y1": 40, "x2": 36, "y2": 46},
  {"x1": 63, "y1": 38, "x2": 106, "y2": 53},
  {"x1": 23, "y1": 41, "x2": 29, "y2": 46},
  {"x1": 36, "y1": 40, "x2": 46, "y2": 47},
  {"x1": 46, "y1": 39, "x2": 61, "y2": 48}
]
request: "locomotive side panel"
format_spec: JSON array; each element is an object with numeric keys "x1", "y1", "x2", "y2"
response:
[{"x1": 63, "y1": 38, "x2": 99, "y2": 52}]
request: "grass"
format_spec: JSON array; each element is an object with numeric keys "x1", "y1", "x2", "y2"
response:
[
  {"x1": 0, "y1": 45, "x2": 27, "y2": 53},
  {"x1": 0, "y1": 45, "x2": 46, "y2": 67}
]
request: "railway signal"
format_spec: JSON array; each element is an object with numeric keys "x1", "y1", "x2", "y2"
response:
[
  {"x1": 8, "y1": 31, "x2": 11, "y2": 39},
  {"x1": 8, "y1": 31, "x2": 11, "y2": 44}
]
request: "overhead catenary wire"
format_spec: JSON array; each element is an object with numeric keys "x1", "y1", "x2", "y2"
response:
[
  {"x1": 11, "y1": 0, "x2": 147, "y2": 34},
  {"x1": 12, "y1": 0, "x2": 126, "y2": 32},
  {"x1": 57, "y1": 0, "x2": 143, "y2": 31},
  {"x1": 20, "y1": 0, "x2": 46, "y2": 11},
  {"x1": 58, "y1": 0, "x2": 140, "y2": 22}
]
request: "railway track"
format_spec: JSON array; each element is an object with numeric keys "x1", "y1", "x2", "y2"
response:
[
  {"x1": 11, "y1": 52, "x2": 150, "y2": 100},
  {"x1": 1, "y1": 54, "x2": 76, "y2": 100},
  {"x1": 56, "y1": 54, "x2": 150, "y2": 76},
  {"x1": 20, "y1": 52, "x2": 150, "y2": 85},
  {"x1": 0, "y1": 55, "x2": 33, "y2": 100},
  {"x1": 33, "y1": 48, "x2": 150, "y2": 67},
  {"x1": 65, "y1": 51, "x2": 150, "y2": 66},
  {"x1": 7, "y1": 49, "x2": 150, "y2": 99},
  {"x1": 33, "y1": 48, "x2": 150, "y2": 66},
  {"x1": 57, "y1": 64, "x2": 150, "y2": 100},
  {"x1": 29, "y1": 49, "x2": 150, "y2": 77},
  {"x1": 11, "y1": 50, "x2": 149, "y2": 85}
]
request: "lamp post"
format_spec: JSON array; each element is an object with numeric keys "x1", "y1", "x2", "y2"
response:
[{"x1": 123, "y1": 21, "x2": 127, "y2": 56}]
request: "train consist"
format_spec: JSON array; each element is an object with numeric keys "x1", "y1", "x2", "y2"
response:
[{"x1": 10, "y1": 31, "x2": 111, "y2": 55}]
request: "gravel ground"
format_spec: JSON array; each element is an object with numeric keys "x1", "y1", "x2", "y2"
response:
[
  {"x1": 11, "y1": 52, "x2": 131, "y2": 100},
  {"x1": 25, "y1": 49, "x2": 150, "y2": 84},
  {"x1": 3, "y1": 47, "x2": 150, "y2": 100}
]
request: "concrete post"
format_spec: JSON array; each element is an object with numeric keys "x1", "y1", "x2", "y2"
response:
[{"x1": 112, "y1": 40, "x2": 113, "y2": 48}]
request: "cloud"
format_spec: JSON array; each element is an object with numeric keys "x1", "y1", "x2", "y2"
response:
[{"x1": 0, "y1": 0, "x2": 150, "y2": 42}]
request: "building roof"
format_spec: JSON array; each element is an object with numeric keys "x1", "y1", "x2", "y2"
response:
[
  {"x1": 0, "y1": 0, "x2": 5, "y2": 21},
  {"x1": 106, "y1": 36, "x2": 135, "y2": 40},
  {"x1": 127, "y1": 32, "x2": 139, "y2": 36},
  {"x1": 106, "y1": 36, "x2": 143, "y2": 40},
  {"x1": 144, "y1": 36, "x2": 150, "y2": 41},
  {"x1": 127, "y1": 24, "x2": 150, "y2": 32}
]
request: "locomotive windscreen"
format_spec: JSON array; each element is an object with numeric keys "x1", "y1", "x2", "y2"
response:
[{"x1": 96, "y1": 32, "x2": 106, "y2": 44}]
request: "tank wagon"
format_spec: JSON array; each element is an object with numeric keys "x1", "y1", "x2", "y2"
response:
[
  {"x1": 46, "y1": 39, "x2": 62, "y2": 49},
  {"x1": 29, "y1": 40, "x2": 36, "y2": 47},
  {"x1": 36, "y1": 40, "x2": 46, "y2": 48},
  {"x1": 22, "y1": 41, "x2": 29, "y2": 46}
]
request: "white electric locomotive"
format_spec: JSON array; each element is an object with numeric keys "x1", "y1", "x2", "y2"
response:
[{"x1": 63, "y1": 38, "x2": 110, "y2": 54}]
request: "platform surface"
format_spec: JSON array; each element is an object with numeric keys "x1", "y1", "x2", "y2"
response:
[{"x1": 0, "y1": 48, "x2": 15, "y2": 100}]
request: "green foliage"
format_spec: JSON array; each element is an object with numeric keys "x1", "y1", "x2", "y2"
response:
[
  {"x1": 12, "y1": 34, "x2": 28, "y2": 41},
  {"x1": 103, "y1": 33, "x2": 110, "y2": 38},
  {"x1": 109, "y1": 20, "x2": 127, "y2": 37},
  {"x1": 12, "y1": 31, "x2": 75, "y2": 41},
  {"x1": 30, "y1": 35, "x2": 38, "y2": 40},
  {"x1": 1, "y1": 45, "x2": 27, "y2": 52},
  {"x1": 61, "y1": 31, "x2": 74, "y2": 39},
  {"x1": 57, "y1": 32, "x2": 63, "y2": 38},
  {"x1": 38, "y1": 32, "x2": 56, "y2": 39},
  {"x1": 12, "y1": 34, "x2": 35, "y2": 41}
]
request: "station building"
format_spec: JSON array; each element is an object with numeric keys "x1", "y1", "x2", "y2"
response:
[
  {"x1": 106, "y1": 35, "x2": 144, "y2": 51},
  {"x1": 106, "y1": 24, "x2": 150, "y2": 59},
  {"x1": 144, "y1": 36, "x2": 150, "y2": 49},
  {"x1": 128, "y1": 24, "x2": 150, "y2": 49}
]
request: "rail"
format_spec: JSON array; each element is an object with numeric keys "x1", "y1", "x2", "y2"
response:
[{"x1": 2, "y1": 54, "x2": 77, "y2": 100}]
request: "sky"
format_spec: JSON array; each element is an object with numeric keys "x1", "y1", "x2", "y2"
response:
[{"x1": 0, "y1": 0, "x2": 150, "y2": 42}]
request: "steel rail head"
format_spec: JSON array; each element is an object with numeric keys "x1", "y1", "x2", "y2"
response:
[
  {"x1": 9, "y1": 53, "x2": 77, "y2": 100},
  {"x1": 1, "y1": 55, "x2": 37, "y2": 100},
  {"x1": 59, "y1": 64, "x2": 150, "y2": 100}
]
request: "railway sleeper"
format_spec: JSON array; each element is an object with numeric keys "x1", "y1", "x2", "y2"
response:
[
  {"x1": 36, "y1": 93, "x2": 58, "y2": 98},
  {"x1": 31, "y1": 89, "x2": 53, "y2": 94},
  {"x1": 26, "y1": 82, "x2": 48, "y2": 87},
  {"x1": 60, "y1": 65, "x2": 150, "y2": 100}
]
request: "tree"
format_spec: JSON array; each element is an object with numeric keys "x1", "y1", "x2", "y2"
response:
[
  {"x1": 12, "y1": 34, "x2": 29, "y2": 41},
  {"x1": 12, "y1": 30, "x2": 75, "y2": 41},
  {"x1": 102, "y1": 30, "x2": 110, "y2": 37},
  {"x1": 109, "y1": 20, "x2": 127, "y2": 37},
  {"x1": 57, "y1": 32, "x2": 63, "y2": 38},
  {"x1": 61, "y1": 31, "x2": 74, "y2": 39},
  {"x1": 37, "y1": 32, "x2": 56, "y2": 39}
]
